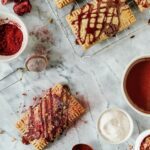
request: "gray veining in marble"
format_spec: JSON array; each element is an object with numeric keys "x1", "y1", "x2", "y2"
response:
[{"x1": 1, "y1": 0, "x2": 150, "y2": 150}]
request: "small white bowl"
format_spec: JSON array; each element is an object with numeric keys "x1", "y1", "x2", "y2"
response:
[
  {"x1": 122, "y1": 55, "x2": 150, "y2": 117},
  {"x1": 135, "y1": 129, "x2": 150, "y2": 150},
  {"x1": 0, "y1": 11, "x2": 28, "y2": 62},
  {"x1": 97, "y1": 108, "x2": 134, "y2": 144}
]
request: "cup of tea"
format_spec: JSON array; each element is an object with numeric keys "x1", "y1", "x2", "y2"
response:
[{"x1": 122, "y1": 55, "x2": 150, "y2": 116}]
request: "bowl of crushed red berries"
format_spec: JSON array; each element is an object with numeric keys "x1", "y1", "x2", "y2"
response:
[
  {"x1": 135, "y1": 130, "x2": 150, "y2": 150},
  {"x1": 0, "y1": 11, "x2": 28, "y2": 61}
]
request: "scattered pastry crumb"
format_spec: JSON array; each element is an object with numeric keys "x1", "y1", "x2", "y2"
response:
[
  {"x1": 130, "y1": 35, "x2": 135, "y2": 39},
  {"x1": 22, "y1": 93, "x2": 27, "y2": 96},
  {"x1": 79, "y1": 119, "x2": 88, "y2": 124},
  {"x1": 49, "y1": 18, "x2": 54, "y2": 24},
  {"x1": 76, "y1": 92, "x2": 79, "y2": 95},
  {"x1": 32, "y1": 96, "x2": 43, "y2": 106},
  {"x1": 34, "y1": 44, "x2": 49, "y2": 56},
  {"x1": 29, "y1": 26, "x2": 54, "y2": 44},
  {"x1": 0, "y1": 129, "x2": 5, "y2": 134},
  {"x1": 0, "y1": 18, "x2": 8, "y2": 25},
  {"x1": 19, "y1": 102, "x2": 22, "y2": 108},
  {"x1": 20, "y1": 104, "x2": 27, "y2": 113},
  {"x1": 128, "y1": 144, "x2": 133, "y2": 150},
  {"x1": 33, "y1": 96, "x2": 37, "y2": 101},
  {"x1": 148, "y1": 19, "x2": 150, "y2": 25},
  {"x1": 21, "y1": 110, "x2": 27, "y2": 113},
  {"x1": 11, "y1": 137, "x2": 16, "y2": 142}
]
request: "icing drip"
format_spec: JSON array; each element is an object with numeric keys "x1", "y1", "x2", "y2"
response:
[
  {"x1": 72, "y1": 0, "x2": 125, "y2": 45},
  {"x1": 22, "y1": 86, "x2": 69, "y2": 143}
]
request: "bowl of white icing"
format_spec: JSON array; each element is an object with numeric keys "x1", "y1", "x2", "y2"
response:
[{"x1": 97, "y1": 108, "x2": 133, "y2": 144}]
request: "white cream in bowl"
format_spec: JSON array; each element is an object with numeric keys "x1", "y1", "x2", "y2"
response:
[{"x1": 97, "y1": 108, "x2": 133, "y2": 144}]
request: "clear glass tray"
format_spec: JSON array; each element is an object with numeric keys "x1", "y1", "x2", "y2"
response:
[{"x1": 46, "y1": 0, "x2": 150, "y2": 58}]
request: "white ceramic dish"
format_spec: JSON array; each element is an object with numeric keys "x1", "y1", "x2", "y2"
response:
[
  {"x1": 97, "y1": 107, "x2": 133, "y2": 144},
  {"x1": 122, "y1": 55, "x2": 150, "y2": 117},
  {"x1": 135, "y1": 129, "x2": 150, "y2": 150},
  {"x1": 0, "y1": 11, "x2": 28, "y2": 62}
]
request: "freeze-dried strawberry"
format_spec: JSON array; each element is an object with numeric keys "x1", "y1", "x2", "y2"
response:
[
  {"x1": 1, "y1": 0, "x2": 9, "y2": 5},
  {"x1": 13, "y1": 0, "x2": 32, "y2": 16},
  {"x1": 14, "y1": 0, "x2": 21, "y2": 2}
]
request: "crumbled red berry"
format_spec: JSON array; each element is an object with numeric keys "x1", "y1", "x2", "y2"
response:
[
  {"x1": 1, "y1": 0, "x2": 9, "y2": 5},
  {"x1": 22, "y1": 136, "x2": 29, "y2": 145},
  {"x1": 13, "y1": 0, "x2": 32, "y2": 16},
  {"x1": 14, "y1": 0, "x2": 21, "y2": 2}
]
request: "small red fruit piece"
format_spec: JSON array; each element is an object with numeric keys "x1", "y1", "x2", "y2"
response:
[
  {"x1": 1, "y1": 0, "x2": 9, "y2": 5},
  {"x1": 13, "y1": 0, "x2": 32, "y2": 16},
  {"x1": 14, "y1": 0, "x2": 21, "y2": 2},
  {"x1": 22, "y1": 136, "x2": 29, "y2": 145}
]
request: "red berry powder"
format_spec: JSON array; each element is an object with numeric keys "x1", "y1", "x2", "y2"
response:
[{"x1": 0, "y1": 23, "x2": 23, "y2": 55}]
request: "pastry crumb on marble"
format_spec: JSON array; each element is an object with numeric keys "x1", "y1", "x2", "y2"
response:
[
  {"x1": 11, "y1": 137, "x2": 17, "y2": 142},
  {"x1": 16, "y1": 84, "x2": 85, "y2": 150},
  {"x1": 55, "y1": 0, "x2": 74, "y2": 8},
  {"x1": 0, "y1": 129, "x2": 5, "y2": 134},
  {"x1": 66, "y1": 0, "x2": 136, "y2": 49},
  {"x1": 134, "y1": 0, "x2": 150, "y2": 11}
]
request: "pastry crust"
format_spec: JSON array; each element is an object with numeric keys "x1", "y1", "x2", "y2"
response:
[
  {"x1": 16, "y1": 84, "x2": 85, "y2": 150},
  {"x1": 55, "y1": 0, "x2": 74, "y2": 8},
  {"x1": 16, "y1": 115, "x2": 49, "y2": 150},
  {"x1": 66, "y1": 0, "x2": 136, "y2": 49}
]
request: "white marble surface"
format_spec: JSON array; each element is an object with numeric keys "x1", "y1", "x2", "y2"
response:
[{"x1": 1, "y1": 1, "x2": 150, "y2": 150}]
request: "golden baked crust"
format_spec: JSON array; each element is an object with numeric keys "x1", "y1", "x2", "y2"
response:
[
  {"x1": 16, "y1": 114, "x2": 49, "y2": 150},
  {"x1": 16, "y1": 84, "x2": 85, "y2": 150},
  {"x1": 55, "y1": 0, "x2": 74, "y2": 8},
  {"x1": 134, "y1": 0, "x2": 150, "y2": 11},
  {"x1": 66, "y1": 0, "x2": 136, "y2": 49}
]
